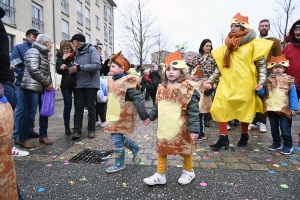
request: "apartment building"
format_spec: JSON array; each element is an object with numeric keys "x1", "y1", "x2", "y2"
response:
[{"x1": 1, "y1": 0, "x2": 116, "y2": 89}]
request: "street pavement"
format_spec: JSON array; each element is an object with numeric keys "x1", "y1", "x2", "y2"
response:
[{"x1": 14, "y1": 90, "x2": 300, "y2": 200}]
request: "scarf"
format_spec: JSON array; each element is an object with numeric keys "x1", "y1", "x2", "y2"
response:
[
  {"x1": 224, "y1": 29, "x2": 250, "y2": 68},
  {"x1": 112, "y1": 72, "x2": 128, "y2": 80},
  {"x1": 62, "y1": 51, "x2": 75, "y2": 61}
]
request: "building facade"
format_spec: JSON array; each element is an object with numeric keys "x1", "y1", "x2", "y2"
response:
[
  {"x1": 1, "y1": 0, "x2": 116, "y2": 89},
  {"x1": 151, "y1": 50, "x2": 172, "y2": 64}
]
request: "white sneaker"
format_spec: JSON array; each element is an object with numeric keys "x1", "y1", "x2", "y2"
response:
[
  {"x1": 143, "y1": 172, "x2": 166, "y2": 185},
  {"x1": 259, "y1": 123, "x2": 267, "y2": 133},
  {"x1": 12, "y1": 146, "x2": 29, "y2": 157},
  {"x1": 100, "y1": 122, "x2": 106, "y2": 128},
  {"x1": 248, "y1": 124, "x2": 257, "y2": 131},
  {"x1": 178, "y1": 170, "x2": 195, "y2": 185},
  {"x1": 95, "y1": 121, "x2": 101, "y2": 126},
  {"x1": 227, "y1": 124, "x2": 231, "y2": 131}
]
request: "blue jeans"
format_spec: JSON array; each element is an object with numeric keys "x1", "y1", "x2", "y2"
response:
[
  {"x1": 13, "y1": 86, "x2": 35, "y2": 139},
  {"x1": 111, "y1": 133, "x2": 125, "y2": 149},
  {"x1": 19, "y1": 90, "x2": 48, "y2": 142},
  {"x1": 267, "y1": 111, "x2": 293, "y2": 148},
  {"x1": 61, "y1": 87, "x2": 77, "y2": 130},
  {"x1": 2, "y1": 82, "x2": 17, "y2": 110}
]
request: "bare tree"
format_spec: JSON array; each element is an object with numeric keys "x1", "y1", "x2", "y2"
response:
[
  {"x1": 116, "y1": 0, "x2": 157, "y2": 66},
  {"x1": 153, "y1": 31, "x2": 170, "y2": 64},
  {"x1": 216, "y1": 25, "x2": 227, "y2": 47},
  {"x1": 272, "y1": 0, "x2": 299, "y2": 47}
]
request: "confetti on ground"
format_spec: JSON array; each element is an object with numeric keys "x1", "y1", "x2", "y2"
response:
[
  {"x1": 60, "y1": 157, "x2": 65, "y2": 160},
  {"x1": 52, "y1": 155, "x2": 58, "y2": 158},
  {"x1": 193, "y1": 153, "x2": 196, "y2": 156},
  {"x1": 294, "y1": 147, "x2": 300, "y2": 151},
  {"x1": 213, "y1": 152, "x2": 219, "y2": 155},
  {"x1": 204, "y1": 161, "x2": 210, "y2": 164},
  {"x1": 273, "y1": 164, "x2": 280, "y2": 167},
  {"x1": 268, "y1": 170, "x2": 276, "y2": 174},
  {"x1": 200, "y1": 182, "x2": 207, "y2": 187},
  {"x1": 63, "y1": 162, "x2": 69, "y2": 165},
  {"x1": 202, "y1": 144, "x2": 207, "y2": 147},
  {"x1": 253, "y1": 136, "x2": 258, "y2": 138},
  {"x1": 297, "y1": 167, "x2": 300, "y2": 171},
  {"x1": 229, "y1": 144, "x2": 234, "y2": 147},
  {"x1": 254, "y1": 149, "x2": 259, "y2": 152},
  {"x1": 202, "y1": 156, "x2": 208, "y2": 160},
  {"x1": 69, "y1": 181, "x2": 76, "y2": 185},
  {"x1": 48, "y1": 151, "x2": 52, "y2": 154},
  {"x1": 37, "y1": 188, "x2": 45, "y2": 193},
  {"x1": 275, "y1": 153, "x2": 281, "y2": 156},
  {"x1": 266, "y1": 158, "x2": 272, "y2": 162},
  {"x1": 280, "y1": 184, "x2": 288, "y2": 189},
  {"x1": 290, "y1": 156, "x2": 297, "y2": 160},
  {"x1": 241, "y1": 149, "x2": 246, "y2": 152},
  {"x1": 30, "y1": 148, "x2": 35, "y2": 150},
  {"x1": 46, "y1": 164, "x2": 53, "y2": 167},
  {"x1": 79, "y1": 177, "x2": 87, "y2": 181},
  {"x1": 122, "y1": 183, "x2": 127, "y2": 188},
  {"x1": 128, "y1": 152, "x2": 132, "y2": 154},
  {"x1": 139, "y1": 162, "x2": 144, "y2": 165},
  {"x1": 176, "y1": 165, "x2": 183, "y2": 168},
  {"x1": 281, "y1": 162, "x2": 288, "y2": 167},
  {"x1": 257, "y1": 142, "x2": 262, "y2": 145}
]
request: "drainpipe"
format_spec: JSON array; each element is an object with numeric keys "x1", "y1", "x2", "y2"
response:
[{"x1": 52, "y1": 0, "x2": 57, "y2": 89}]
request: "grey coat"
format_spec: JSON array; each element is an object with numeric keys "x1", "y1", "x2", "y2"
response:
[
  {"x1": 21, "y1": 42, "x2": 52, "y2": 93},
  {"x1": 74, "y1": 44, "x2": 101, "y2": 89}
]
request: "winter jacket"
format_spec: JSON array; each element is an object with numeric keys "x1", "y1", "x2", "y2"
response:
[
  {"x1": 283, "y1": 19, "x2": 300, "y2": 90},
  {"x1": 56, "y1": 51, "x2": 77, "y2": 88},
  {"x1": 74, "y1": 43, "x2": 101, "y2": 89},
  {"x1": 21, "y1": 42, "x2": 52, "y2": 93},
  {"x1": 0, "y1": 18, "x2": 14, "y2": 84},
  {"x1": 100, "y1": 58, "x2": 110, "y2": 76},
  {"x1": 10, "y1": 40, "x2": 33, "y2": 86}
]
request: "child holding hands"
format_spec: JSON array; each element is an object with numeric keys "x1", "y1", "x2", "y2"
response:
[{"x1": 143, "y1": 50, "x2": 200, "y2": 185}]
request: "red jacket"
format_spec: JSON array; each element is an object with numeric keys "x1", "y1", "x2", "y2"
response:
[
  {"x1": 283, "y1": 19, "x2": 300, "y2": 90},
  {"x1": 144, "y1": 74, "x2": 151, "y2": 83}
]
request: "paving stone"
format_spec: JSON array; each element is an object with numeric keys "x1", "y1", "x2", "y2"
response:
[
  {"x1": 238, "y1": 157, "x2": 257, "y2": 164},
  {"x1": 223, "y1": 163, "x2": 251, "y2": 170},
  {"x1": 222, "y1": 157, "x2": 240, "y2": 163},
  {"x1": 199, "y1": 161, "x2": 217, "y2": 168},
  {"x1": 249, "y1": 164, "x2": 270, "y2": 170}
]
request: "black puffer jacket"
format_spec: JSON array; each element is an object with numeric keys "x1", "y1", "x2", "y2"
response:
[
  {"x1": 21, "y1": 42, "x2": 52, "y2": 93},
  {"x1": 56, "y1": 52, "x2": 77, "y2": 88}
]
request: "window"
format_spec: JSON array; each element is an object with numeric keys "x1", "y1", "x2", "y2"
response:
[
  {"x1": 77, "y1": 28, "x2": 83, "y2": 34},
  {"x1": 85, "y1": 0, "x2": 90, "y2": 5},
  {"x1": 103, "y1": 2, "x2": 107, "y2": 20},
  {"x1": 76, "y1": 1, "x2": 83, "y2": 24},
  {"x1": 61, "y1": 0, "x2": 69, "y2": 14},
  {"x1": 76, "y1": 0, "x2": 82, "y2": 12},
  {"x1": 95, "y1": 15, "x2": 99, "y2": 28},
  {"x1": 108, "y1": 7, "x2": 112, "y2": 24},
  {"x1": 7, "y1": 34, "x2": 14, "y2": 53},
  {"x1": 85, "y1": 33, "x2": 91, "y2": 43},
  {"x1": 31, "y1": 3, "x2": 44, "y2": 32},
  {"x1": 104, "y1": 23, "x2": 107, "y2": 41},
  {"x1": 104, "y1": 44, "x2": 108, "y2": 59},
  {"x1": 95, "y1": 0, "x2": 99, "y2": 6},
  {"x1": 61, "y1": 19, "x2": 69, "y2": 40},
  {"x1": 1, "y1": 0, "x2": 15, "y2": 25},
  {"x1": 108, "y1": 27, "x2": 112, "y2": 43},
  {"x1": 85, "y1": 7, "x2": 91, "y2": 29},
  {"x1": 109, "y1": 47, "x2": 112, "y2": 57}
]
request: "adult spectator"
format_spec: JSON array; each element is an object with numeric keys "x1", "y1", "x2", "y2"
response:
[
  {"x1": 248, "y1": 19, "x2": 283, "y2": 133},
  {"x1": 204, "y1": 13, "x2": 273, "y2": 150},
  {"x1": 283, "y1": 19, "x2": 300, "y2": 145},
  {"x1": 148, "y1": 62, "x2": 162, "y2": 105},
  {"x1": 19, "y1": 34, "x2": 53, "y2": 148},
  {"x1": 186, "y1": 56, "x2": 193, "y2": 73},
  {"x1": 56, "y1": 40, "x2": 77, "y2": 135},
  {"x1": 10, "y1": 29, "x2": 40, "y2": 145},
  {"x1": 68, "y1": 34, "x2": 101, "y2": 139},
  {"x1": 192, "y1": 39, "x2": 218, "y2": 128}
]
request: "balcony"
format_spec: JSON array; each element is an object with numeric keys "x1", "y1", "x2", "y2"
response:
[
  {"x1": 61, "y1": 0, "x2": 69, "y2": 15},
  {"x1": 85, "y1": 17, "x2": 91, "y2": 30},
  {"x1": 62, "y1": 32, "x2": 70, "y2": 40},
  {"x1": 77, "y1": 11, "x2": 83, "y2": 24},
  {"x1": 32, "y1": 17, "x2": 44, "y2": 33},
  {"x1": 108, "y1": 15, "x2": 112, "y2": 24},
  {"x1": 104, "y1": 10, "x2": 107, "y2": 21},
  {"x1": 104, "y1": 32, "x2": 108, "y2": 41},
  {"x1": 0, "y1": 2, "x2": 16, "y2": 25},
  {"x1": 109, "y1": 36, "x2": 112, "y2": 44},
  {"x1": 85, "y1": 0, "x2": 90, "y2": 5}
]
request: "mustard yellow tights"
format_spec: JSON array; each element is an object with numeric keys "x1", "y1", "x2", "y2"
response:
[{"x1": 157, "y1": 154, "x2": 193, "y2": 174}]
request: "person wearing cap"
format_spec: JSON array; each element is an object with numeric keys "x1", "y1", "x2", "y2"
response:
[
  {"x1": 68, "y1": 33, "x2": 101, "y2": 139},
  {"x1": 10, "y1": 28, "x2": 40, "y2": 150},
  {"x1": 143, "y1": 50, "x2": 200, "y2": 185},
  {"x1": 104, "y1": 51, "x2": 149, "y2": 173},
  {"x1": 256, "y1": 54, "x2": 298, "y2": 155},
  {"x1": 204, "y1": 13, "x2": 273, "y2": 150},
  {"x1": 283, "y1": 19, "x2": 300, "y2": 146}
]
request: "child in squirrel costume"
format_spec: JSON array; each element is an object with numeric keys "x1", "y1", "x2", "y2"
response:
[
  {"x1": 190, "y1": 66, "x2": 212, "y2": 140},
  {"x1": 104, "y1": 51, "x2": 149, "y2": 173},
  {"x1": 143, "y1": 50, "x2": 200, "y2": 185},
  {"x1": 256, "y1": 54, "x2": 298, "y2": 155}
]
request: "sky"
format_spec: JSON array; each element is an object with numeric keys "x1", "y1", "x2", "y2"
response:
[{"x1": 113, "y1": 0, "x2": 300, "y2": 62}]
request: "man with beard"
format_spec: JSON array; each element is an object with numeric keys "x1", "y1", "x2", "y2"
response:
[
  {"x1": 283, "y1": 19, "x2": 300, "y2": 145},
  {"x1": 248, "y1": 19, "x2": 282, "y2": 133}
]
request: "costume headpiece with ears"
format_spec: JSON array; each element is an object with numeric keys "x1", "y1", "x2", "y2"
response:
[
  {"x1": 164, "y1": 50, "x2": 188, "y2": 69},
  {"x1": 230, "y1": 12, "x2": 249, "y2": 29},
  {"x1": 110, "y1": 51, "x2": 130, "y2": 71},
  {"x1": 267, "y1": 54, "x2": 289, "y2": 69}
]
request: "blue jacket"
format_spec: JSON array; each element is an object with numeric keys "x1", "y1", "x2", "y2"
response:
[
  {"x1": 74, "y1": 43, "x2": 101, "y2": 89},
  {"x1": 10, "y1": 40, "x2": 32, "y2": 87}
]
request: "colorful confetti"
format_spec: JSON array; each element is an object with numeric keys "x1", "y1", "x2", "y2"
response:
[
  {"x1": 79, "y1": 177, "x2": 87, "y2": 181},
  {"x1": 37, "y1": 188, "x2": 45, "y2": 192},
  {"x1": 63, "y1": 162, "x2": 69, "y2": 165},
  {"x1": 268, "y1": 170, "x2": 276, "y2": 174},
  {"x1": 281, "y1": 162, "x2": 288, "y2": 167},
  {"x1": 280, "y1": 184, "x2": 288, "y2": 189},
  {"x1": 200, "y1": 182, "x2": 207, "y2": 187},
  {"x1": 266, "y1": 158, "x2": 272, "y2": 162},
  {"x1": 69, "y1": 181, "x2": 76, "y2": 185},
  {"x1": 273, "y1": 164, "x2": 280, "y2": 167},
  {"x1": 122, "y1": 182, "x2": 127, "y2": 188},
  {"x1": 46, "y1": 164, "x2": 53, "y2": 167},
  {"x1": 139, "y1": 162, "x2": 144, "y2": 165},
  {"x1": 176, "y1": 165, "x2": 183, "y2": 168},
  {"x1": 213, "y1": 152, "x2": 219, "y2": 155}
]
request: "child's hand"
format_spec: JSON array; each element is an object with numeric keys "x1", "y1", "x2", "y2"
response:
[
  {"x1": 143, "y1": 118, "x2": 151, "y2": 126},
  {"x1": 190, "y1": 133, "x2": 198, "y2": 141},
  {"x1": 255, "y1": 84, "x2": 263, "y2": 91},
  {"x1": 204, "y1": 83, "x2": 212, "y2": 90},
  {"x1": 290, "y1": 110, "x2": 296, "y2": 115}
]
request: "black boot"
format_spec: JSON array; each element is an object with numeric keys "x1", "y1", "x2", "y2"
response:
[
  {"x1": 210, "y1": 135, "x2": 229, "y2": 150},
  {"x1": 237, "y1": 133, "x2": 249, "y2": 147}
]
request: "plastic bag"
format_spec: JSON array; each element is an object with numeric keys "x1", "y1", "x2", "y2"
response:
[
  {"x1": 97, "y1": 76, "x2": 108, "y2": 103},
  {"x1": 40, "y1": 89, "x2": 55, "y2": 117}
]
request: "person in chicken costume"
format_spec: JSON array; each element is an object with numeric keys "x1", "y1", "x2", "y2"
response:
[
  {"x1": 204, "y1": 13, "x2": 273, "y2": 150},
  {"x1": 143, "y1": 50, "x2": 200, "y2": 185}
]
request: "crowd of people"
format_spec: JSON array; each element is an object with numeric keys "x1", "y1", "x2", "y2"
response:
[{"x1": 1, "y1": 7, "x2": 300, "y2": 198}]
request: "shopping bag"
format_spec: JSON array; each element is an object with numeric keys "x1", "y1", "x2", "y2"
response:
[
  {"x1": 40, "y1": 88, "x2": 55, "y2": 117},
  {"x1": 97, "y1": 76, "x2": 108, "y2": 103}
]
